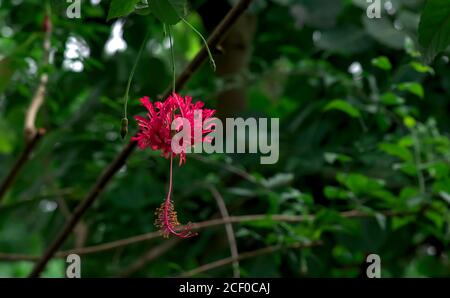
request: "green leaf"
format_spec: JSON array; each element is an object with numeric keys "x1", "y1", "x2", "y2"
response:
[
  {"x1": 397, "y1": 82, "x2": 424, "y2": 98},
  {"x1": 380, "y1": 92, "x2": 405, "y2": 106},
  {"x1": 403, "y1": 116, "x2": 417, "y2": 128},
  {"x1": 107, "y1": 0, "x2": 141, "y2": 20},
  {"x1": 261, "y1": 173, "x2": 294, "y2": 188},
  {"x1": 324, "y1": 99, "x2": 361, "y2": 118},
  {"x1": 410, "y1": 61, "x2": 435, "y2": 74},
  {"x1": 400, "y1": 187, "x2": 420, "y2": 201},
  {"x1": 432, "y1": 177, "x2": 450, "y2": 194},
  {"x1": 324, "y1": 186, "x2": 350, "y2": 200},
  {"x1": 396, "y1": 162, "x2": 418, "y2": 177},
  {"x1": 438, "y1": 191, "x2": 450, "y2": 205},
  {"x1": 135, "y1": 4, "x2": 152, "y2": 16},
  {"x1": 427, "y1": 162, "x2": 449, "y2": 179},
  {"x1": 314, "y1": 209, "x2": 343, "y2": 226},
  {"x1": 336, "y1": 173, "x2": 385, "y2": 195},
  {"x1": 392, "y1": 216, "x2": 414, "y2": 230},
  {"x1": 379, "y1": 142, "x2": 413, "y2": 162},
  {"x1": 324, "y1": 152, "x2": 352, "y2": 164},
  {"x1": 425, "y1": 210, "x2": 445, "y2": 229},
  {"x1": 371, "y1": 56, "x2": 392, "y2": 71},
  {"x1": 149, "y1": 0, "x2": 188, "y2": 25},
  {"x1": 398, "y1": 136, "x2": 414, "y2": 147},
  {"x1": 418, "y1": 0, "x2": 450, "y2": 62},
  {"x1": 404, "y1": 36, "x2": 422, "y2": 57},
  {"x1": 371, "y1": 189, "x2": 396, "y2": 204}
]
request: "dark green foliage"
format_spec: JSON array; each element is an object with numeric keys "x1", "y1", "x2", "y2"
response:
[
  {"x1": 418, "y1": 0, "x2": 450, "y2": 62},
  {"x1": 0, "y1": 0, "x2": 449, "y2": 277}
]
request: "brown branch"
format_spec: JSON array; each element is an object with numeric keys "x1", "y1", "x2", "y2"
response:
[
  {"x1": 24, "y1": 74, "x2": 49, "y2": 141},
  {"x1": 27, "y1": 141, "x2": 136, "y2": 276},
  {"x1": 1, "y1": 209, "x2": 412, "y2": 263},
  {"x1": 0, "y1": 11, "x2": 52, "y2": 204},
  {"x1": 53, "y1": 195, "x2": 89, "y2": 249},
  {"x1": 0, "y1": 253, "x2": 41, "y2": 262},
  {"x1": 0, "y1": 128, "x2": 46, "y2": 204},
  {"x1": 28, "y1": 0, "x2": 254, "y2": 277},
  {"x1": 179, "y1": 241, "x2": 323, "y2": 277},
  {"x1": 25, "y1": 12, "x2": 52, "y2": 140},
  {"x1": 207, "y1": 185, "x2": 240, "y2": 278}
]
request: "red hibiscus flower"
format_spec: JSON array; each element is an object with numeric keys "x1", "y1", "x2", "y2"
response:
[{"x1": 132, "y1": 93, "x2": 216, "y2": 238}]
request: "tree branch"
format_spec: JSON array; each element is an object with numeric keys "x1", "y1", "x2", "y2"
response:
[
  {"x1": 0, "y1": 10, "x2": 52, "y2": 204},
  {"x1": 1, "y1": 209, "x2": 412, "y2": 263},
  {"x1": 179, "y1": 241, "x2": 323, "y2": 277},
  {"x1": 207, "y1": 185, "x2": 240, "y2": 278},
  {"x1": 27, "y1": 0, "x2": 254, "y2": 277},
  {"x1": 24, "y1": 73, "x2": 48, "y2": 141},
  {"x1": 0, "y1": 128, "x2": 45, "y2": 204},
  {"x1": 0, "y1": 253, "x2": 41, "y2": 262},
  {"x1": 24, "y1": 12, "x2": 52, "y2": 140}
]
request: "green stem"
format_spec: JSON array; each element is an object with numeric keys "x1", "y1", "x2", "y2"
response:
[
  {"x1": 123, "y1": 32, "x2": 149, "y2": 119},
  {"x1": 412, "y1": 129, "x2": 426, "y2": 196},
  {"x1": 180, "y1": 17, "x2": 216, "y2": 72},
  {"x1": 163, "y1": 23, "x2": 168, "y2": 37},
  {"x1": 168, "y1": 26, "x2": 176, "y2": 93}
]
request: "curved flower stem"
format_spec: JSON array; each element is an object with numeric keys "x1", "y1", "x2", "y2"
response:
[
  {"x1": 159, "y1": 155, "x2": 196, "y2": 238},
  {"x1": 162, "y1": 155, "x2": 176, "y2": 234},
  {"x1": 167, "y1": 155, "x2": 174, "y2": 202},
  {"x1": 180, "y1": 16, "x2": 216, "y2": 72},
  {"x1": 121, "y1": 31, "x2": 148, "y2": 139},
  {"x1": 124, "y1": 32, "x2": 148, "y2": 118}
]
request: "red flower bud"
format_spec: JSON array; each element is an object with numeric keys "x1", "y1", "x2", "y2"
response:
[{"x1": 42, "y1": 15, "x2": 52, "y2": 33}]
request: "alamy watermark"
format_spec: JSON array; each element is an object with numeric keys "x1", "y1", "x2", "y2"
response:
[
  {"x1": 366, "y1": 0, "x2": 381, "y2": 19},
  {"x1": 366, "y1": 254, "x2": 381, "y2": 278},
  {"x1": 171, "y1": 112, "x2": 280, "y2": 165},
  {"x1": 66, "y1": 0, "x2": 81, "y2": 19},
  {"x1": 66, "y1": 254, "x2": 81, "y2": 278}
]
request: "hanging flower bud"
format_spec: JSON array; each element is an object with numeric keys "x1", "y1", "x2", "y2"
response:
[
  {"x1": 42, "y1": 14, "x2": 52, "y2": 33},
  {"x1": 120, "y1": 118, "x2": 129, "y2": 139}
]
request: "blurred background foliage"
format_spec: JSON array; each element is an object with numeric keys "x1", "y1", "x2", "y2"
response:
[{"x1": 0, "y1": 0, "x2": 449, "y2": 277}]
